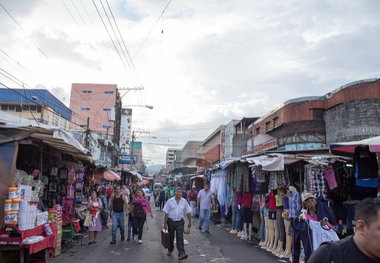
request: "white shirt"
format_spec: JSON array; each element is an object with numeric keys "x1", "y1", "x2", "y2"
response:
[{"x1": 163, "y1": 197, "x2": 192, "y2": 221}]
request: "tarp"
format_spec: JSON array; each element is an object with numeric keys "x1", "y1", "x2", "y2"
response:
[
  {"x1": 245, "y1": 154, "x2": 284, "y2": 171},
  {"x1": 217, "y1": 157, "x2": 241, "y2": 170},
  {"x1": 330, "y1": 136, "x2": 380, "y2": 154},
  {"x1": 103, "y1": 170, "x2": 121, "y2": 181},
  {"x1": 0, "y1": 111, "x2": 89, "y2": 159}
]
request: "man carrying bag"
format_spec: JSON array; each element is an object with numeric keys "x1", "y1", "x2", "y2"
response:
[{"x1": 163, "y1": 187, "x2": 192, "y2": 261}]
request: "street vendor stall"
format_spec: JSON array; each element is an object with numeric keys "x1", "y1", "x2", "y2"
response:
[{"x1": 0, "y1": 115, "x2": 91, "y2": 262}]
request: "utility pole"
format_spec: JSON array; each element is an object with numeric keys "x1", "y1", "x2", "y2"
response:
[
  {"x1": 84, "y1": 117, "x2": 90, "y2": 149},
  {"x1": 130, "y1": 129, "x2": 150, "y2": 171},
  {"x1": 119, "y1": 86, "x2": 144, "y2": 99}
]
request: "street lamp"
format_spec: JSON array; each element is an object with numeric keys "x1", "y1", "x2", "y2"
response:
[{"x1": 124, "y1": 105, "x2": 154, "y2": 110}]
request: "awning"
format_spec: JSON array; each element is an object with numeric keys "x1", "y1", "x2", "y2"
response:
[
  {"x1": 246, "y1": 154, "x2": 284, "y2": 171},
  {"x1": 330, "y1": 136, "x2": 380, "y2": 154},
  {"x1": 190, "y1": 174, "x2": 204, "y2": 180}
]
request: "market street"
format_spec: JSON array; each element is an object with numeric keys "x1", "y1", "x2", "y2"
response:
[{"x1": 50, "y1": 204, "x2": 276, "y2": 263}]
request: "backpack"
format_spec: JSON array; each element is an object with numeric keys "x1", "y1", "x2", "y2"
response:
[
  {"x1": 189, "y1": 190, "x2": 197, "y2": 201},
  {"x1": 132, "y1": 202, "x2": 145, "y2": 218}
]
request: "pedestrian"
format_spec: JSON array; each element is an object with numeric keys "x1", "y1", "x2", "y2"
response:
[
  {"x1": 127, "y1": 188, "x2": 136, "y2": 241},
  {"x1": 122, "y1": 185, "x2": 130, "y2": 200},
  {"x1": 197, "y1": 183, "x2": 214, "y2": 233},
  {"x1": 158, "y1": 187, "x2": 166, "y2": 210},
  {"x1": 309, "y1": 197, "x2": 380, "y2": 263},
  {"x1": 87, "y1": 191, "x2": 103, "y2": 245},
  {"x1": 131, "y1": 189, "x2": 153, "y2": 244},
  {"x1": 106, "y1": 183, "x2": 113, "y2": 202},
  {"x1": 163, "y1": 187, "x2": 192, "y2": 261},
  {"x1": 187, "y1": 186, "x2": 198, "y2": 217},
  {"x1": 109, "y1": 185, "x2": 129, "y2": 244},
  {"x1": 98, "y1": 191, "x2": 109, "y2": 228}
]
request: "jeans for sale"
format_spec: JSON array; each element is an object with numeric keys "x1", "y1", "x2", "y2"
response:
[
  {"x1": 259, "y1": 207, "x2": 266, "y2": 242},
  {"x1": 111, "y1": 212, "x2": 125, "y2": 241},
  {"x1": 198, "y1": 209, "x2": 211, "y2": 231},
  {"x1": 292, "y1": 218, "x2": 313, "y2": 263},
  {"x1": 133, "y1": 216, "x2": 146, "y2": 240},
  {"x1": 189, "y1": 201, "x2": 197, "y2": 217},
  {"x1": 127, "y1": 216, "x2": 134, "y2": 239},
  {"x1": 231, "y1": 205, "x2": 237, "y2": 230},
  {"x1": 236, "y1": 207, "x2": 243, "y2": 231}
]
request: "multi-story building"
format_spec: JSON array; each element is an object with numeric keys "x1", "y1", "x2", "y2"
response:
[
  {"x1": 248, "y1": 78, "x2": 380, "y2": 153},
  {"x1": 119, "y1": 108, "x2": 132, "y2": 154},
  {"x1": 166, "y1": 148, "x2": 182, "y2": 171},
  {"x1": 131, "y1": 141, "x2": 143, "y2": 170},
  {"x1": 181, "y1": 141, "x2": 202, "y2": 168},
  {"x1": 0, "y1": 88, "x2": 71, "y2": 130},
  {"x1": 199, "y1": 125, "x2": 226, "y2": 166},
  {"x1": 70, "y1": 83, "x2": 119, "y2": 135}
]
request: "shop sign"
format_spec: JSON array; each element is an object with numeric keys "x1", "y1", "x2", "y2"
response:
[{"x1": 119, "y1": 153, "x2": 138, "y2": 164}]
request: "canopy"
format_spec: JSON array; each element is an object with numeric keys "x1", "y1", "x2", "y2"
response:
[
  {"x1": 103, "y1": 170, "x2": 121, "y2": 181},
  {"x1": 330, "y1": 136, "x2": 380, "y2": 154},
  {"x1": 245, "y1": 154, "x2": 284, "y2": 171},
  {"x1": 0, "y1": 112, "x2": 90, "y2": 160}
]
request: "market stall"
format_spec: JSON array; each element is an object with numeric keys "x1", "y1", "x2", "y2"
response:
[{"x1": 0, "y1": 120, "x2": 91, "y2": 262}]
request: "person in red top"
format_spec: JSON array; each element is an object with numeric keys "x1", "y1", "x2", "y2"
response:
[
  {"x1": 106, "y1": 184, "x2": 113, "y2": 201},
  {"x1": 186, "y1": 186, "x2": 198, "y2": 217},
  {"x1": 130, "y1": 189, "x2": 153, "y2": 244}
]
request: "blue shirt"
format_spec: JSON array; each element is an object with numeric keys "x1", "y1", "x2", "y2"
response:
[{"x1": 197, "y1": 189, "x2": 213, "y2": 210}]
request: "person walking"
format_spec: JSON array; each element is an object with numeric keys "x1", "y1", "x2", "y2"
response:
[
  {"x1": 87, "y1": 191, "x2": 103, "y2": 245},
  {"x1": 109, "y1": 185, "x2": 129, "y2": 244},
  {"x1": 158, "y1": 187, "x2": 166, "y2": 210},
  {"x1": 127, "y1": 188, "x2": 135, "y2": 241},
  {"x1": 309, "y1": 197, "x2": 380, "y2": 263},
  {"x1": 187, "y1": 186, "x2": 198, "y2": 217},
  {"x1": 197, "y1": 183, "x2": 214, "y2": 233},
  {"x1": 163, "y1": 187, "x2": 192, "y2": 261},
  {"x1": 131, "y1": 189, "x2": 153, "y2": 244}
]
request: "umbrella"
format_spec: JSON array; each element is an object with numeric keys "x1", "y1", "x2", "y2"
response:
[
  {"x1": 103, "y1": 170, "x2": 121, "y2": 181},
  {"x1": 330, "y1": 135, "x2": 380, "y2": 154}
]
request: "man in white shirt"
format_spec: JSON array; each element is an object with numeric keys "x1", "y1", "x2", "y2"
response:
[{"x1": 163, "y1": 187, "x2": 192, "y2": 261}]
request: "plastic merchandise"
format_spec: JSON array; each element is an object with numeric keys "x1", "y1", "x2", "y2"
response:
[{"x1": 21, "y1": 236, "x2": 44, "y2": 245}]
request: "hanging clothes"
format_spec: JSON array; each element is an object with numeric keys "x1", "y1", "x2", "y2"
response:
[
  {"x1": 268, "y1": 172, "x2": 278, "y2": 190},
  {"x1": 240, "y1": 163, "x2": 251, "y2": 193},
  {"x1": 353, "y1": 145, "x2": 379, "y2": 180},
  {"x1": 324, "y1": 165, "x2": 338, "y2": 190}
]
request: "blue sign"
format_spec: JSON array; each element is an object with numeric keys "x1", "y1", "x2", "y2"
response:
[{"x1": 119, "y1": 153, "x2": 138, "y2": 164}]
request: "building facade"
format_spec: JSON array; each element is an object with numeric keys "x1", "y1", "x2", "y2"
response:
[
  {"x1": 70, "y1": 83, "x2": 118, "y2": 135},
  {"x1": 0, "y1": 89, "x2": 71, "y2": 130},
  {"x1": 166, "y1": 148, "x2": 181, "y2": 170},
  {"x1": 181, "y1": 141, "x2": 202, "y2": 168},
  {"x1": 249, "y1": 79, "x2": 380, "y2": 152}
]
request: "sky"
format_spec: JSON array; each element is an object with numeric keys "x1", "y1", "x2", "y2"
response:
[{"x1": 0, "y1": 0, "x2": 379, "y2": 165}]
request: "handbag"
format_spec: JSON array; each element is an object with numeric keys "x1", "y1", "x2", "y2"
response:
[{"x1": 161, "y1": 229, "x2": 170, "y2": 249}]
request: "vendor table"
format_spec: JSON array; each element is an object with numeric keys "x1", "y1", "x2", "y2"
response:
[{"x1": 0, "y1": 223, "x2": 57, "y2": 263}]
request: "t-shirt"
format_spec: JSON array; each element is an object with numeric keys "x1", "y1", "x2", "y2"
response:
[
  {"x1": 166, "y1": 188, "x2": 175, "y2": 198},
  {"x1": 308, "y1": 236, "x2": 379, "y2": 263},
  {"x1": 197, "y1": 189, "x2": 213, "y2": 210}
]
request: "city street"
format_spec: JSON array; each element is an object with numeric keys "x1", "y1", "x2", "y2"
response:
[{"x1": 50, "y1": 205, "x2": 277, "y2": 263}]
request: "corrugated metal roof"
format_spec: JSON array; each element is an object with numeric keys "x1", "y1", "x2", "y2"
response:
[{"x1": 0, "y1": 89, "x2": 71, "y2": 120}]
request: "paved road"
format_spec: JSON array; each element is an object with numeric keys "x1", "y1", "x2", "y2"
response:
[{"x1": 50, "y1": 204, "x2": 278, "y2": 263}]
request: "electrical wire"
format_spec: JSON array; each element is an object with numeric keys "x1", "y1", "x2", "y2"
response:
[
  {"x1": 133, "y1": 0, "x2": 173, "y2": 59},
  {"x1": 0, "y1": 1, "x2": 48, "y2": 59}
]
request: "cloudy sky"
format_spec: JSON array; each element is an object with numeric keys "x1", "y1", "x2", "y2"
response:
[{"x1": 1, "y1": 0, "x2": 379, "y2": 165}]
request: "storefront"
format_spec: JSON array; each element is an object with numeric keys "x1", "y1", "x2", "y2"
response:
[{"x1": 0, "y1": 123, "x2": 91, "y2": 262}]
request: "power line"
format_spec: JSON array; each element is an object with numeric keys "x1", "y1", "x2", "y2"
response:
[
  {"x1": 91, "y1": 0, "x2": 129, "y2": 71},
  {"x1": 0, "y1": 2, "x2": 48, "y2": 59},
  {"x1": 60, "y1": 0, "x2": 79, "y2": 26},
  {"x1": 104, "y1": 0, "x2": 135, "y2": 70},
  {"x1": 133, "y1": 0, "x2": 173, "y2": 59}
]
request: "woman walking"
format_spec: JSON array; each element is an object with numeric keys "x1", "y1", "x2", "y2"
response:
[
  {"x1": 88, "y1": 191, "x2": 103, "y2": 245},
  {"x1": 131, "y1": 189, "x2": 153, "y2": 244}
]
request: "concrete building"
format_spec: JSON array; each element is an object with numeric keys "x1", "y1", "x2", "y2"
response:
[
  {"x1": 248, "y1": 78, "x2": 380, "y2": 153},
  {"x1": 0, "y1": 88, "x2": 71, "y2": 130},
  {"x1": 119, "y1": 108, "x2": 132, "y2": 154},
  {"x1": 166, "y1": 148, "x2": 181, "y2": 170},
  {"x1": 70, "y1": 83, "x2": 118, "y2": 135},
  {"x1": 181, "y1": 141, "x2": 202, "y2": 168},
  {"x1": 199, "y1": 125, "x2": 226, "y2": 165}
]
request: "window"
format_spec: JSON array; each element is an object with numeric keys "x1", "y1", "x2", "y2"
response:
[
  {"x1": 102, "y1": 125, "x2": 111, "y2": 129},
  {"x1": 82, "y1": 90, "x2": 92, "y2": 94},
  {"x1": 273, "y1": 117, "x2": 279, "y2": 127},
  {"x1": 103, "y1": 108, "x2": 111, "y2": 111},
  {"x1": 255, "y1": 127, "x2": 260, "y2": 135},
  {"x1": 265, "y1": 121, "x2": 271, "y2": 131},
  {"x1": 104, "y1": 91, "x2": 114, "y2": 94},
  {"x1": 80, "y1": 125, "x2": 88, "y2": 128},
  {"x1": 81, "y1": 107, "x2": 91, "y2": 111}
]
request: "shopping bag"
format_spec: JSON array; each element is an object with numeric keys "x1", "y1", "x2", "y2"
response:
[
  {"x1": 161, "y1": 229, "x2": 170, "y2": 249},
  {"x1": 83, "y1": 211, "x2": 90, "y2": 227}
]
